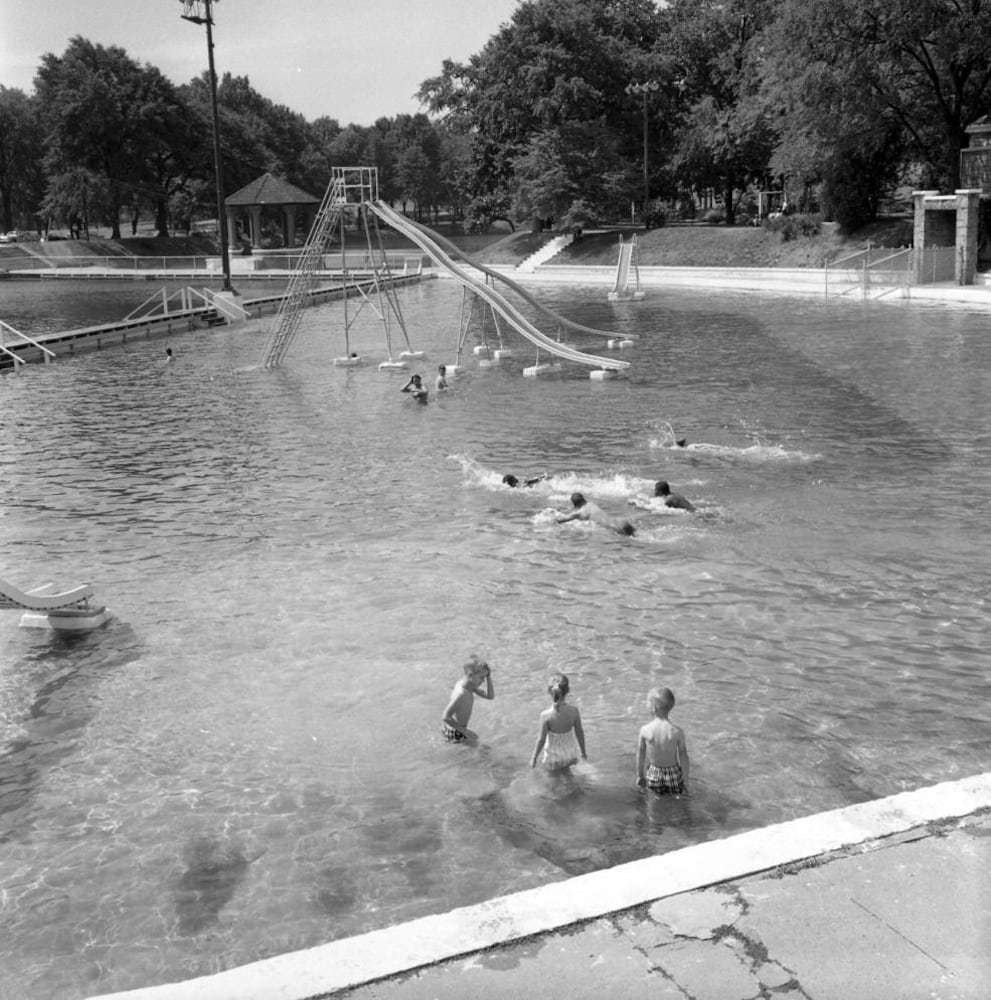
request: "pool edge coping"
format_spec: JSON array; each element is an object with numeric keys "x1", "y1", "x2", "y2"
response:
[{"x1": 86, "y1": 771, "x2": 991, "y2": 1000}]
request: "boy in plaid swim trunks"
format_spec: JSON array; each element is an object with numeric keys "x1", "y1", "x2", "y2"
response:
[
  {"x1": 441, "y1": 654, "x2": 494, "y2": 743},
  {"x1": 636, "y1": 687, "x2": 689, "y2": 795}
]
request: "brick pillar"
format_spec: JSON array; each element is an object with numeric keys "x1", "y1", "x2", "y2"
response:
[
  {"x1": 955, "y1": 189, "x2": 981, "y2": 285},
  {"x1": 912, "y1": 191, "x2": 940, "y2": 283}
]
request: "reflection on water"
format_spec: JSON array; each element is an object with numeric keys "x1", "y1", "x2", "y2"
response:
[{"x1": 1, "y1": 278, "x2": 990, "y2": 998}]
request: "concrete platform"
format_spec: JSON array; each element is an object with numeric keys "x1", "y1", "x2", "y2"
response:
[
  {"x1": 87, "y1": 773, "x2": 991, "y2": 1000},
  {"x1": 487, "y1": 263, "x2": 991, "y2": 310}
]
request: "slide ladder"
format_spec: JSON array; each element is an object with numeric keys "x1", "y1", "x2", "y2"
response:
[
  {"x1": 259, "y1": 176, "x2": 346, "y2": 368},
  {"x1": 367, "y1": 201, "x2": 631, "y2": 373},
  {"x1": 607, "y1": 235, "x2": 645, "y2": 301}
]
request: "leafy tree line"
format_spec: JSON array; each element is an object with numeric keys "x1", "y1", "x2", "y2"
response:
[
  {"x1": 0, "y1": 36, "x2": 456, "y2": 238},
  {"x1": 419, "y1": 0, "x2": 991, "y2": 231},
  {"x1": 3, "y1": 1, "x2": 991, "y2": 239}
]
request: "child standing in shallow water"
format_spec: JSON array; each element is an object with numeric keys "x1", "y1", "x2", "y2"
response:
[
  {"x1": 636, "y1": 687, "x2": 689, "y2": 795},
  {"x1": 530, "y1": 673, "x2": 587, "y2": 770},
  {"x1": 441, "y1": 654, "x2": 494, "y2": 743}
]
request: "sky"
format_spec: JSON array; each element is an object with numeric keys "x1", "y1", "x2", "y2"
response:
[{"x1": 0, "y1": 0, "x2": 522, "y2": 125}]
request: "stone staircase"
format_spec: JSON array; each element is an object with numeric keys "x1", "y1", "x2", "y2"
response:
[{"x1": 516, "y1": 233, "x2": 574, "y2": 273}]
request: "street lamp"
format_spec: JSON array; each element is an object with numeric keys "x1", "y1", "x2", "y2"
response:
[
  {"x1": 180, "y1": 0, "x2": 232, "y2": 292},
  {"x1": 625, "y1": 80, "x2": 659, "y2": 226}
]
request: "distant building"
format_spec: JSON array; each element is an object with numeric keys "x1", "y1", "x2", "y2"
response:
[
  {"x1": 224, "y1": 173, "x2": 320, "y2": 249},
  {"x1": 959, "y1": 117, "x2": 991, "y2": 193}
]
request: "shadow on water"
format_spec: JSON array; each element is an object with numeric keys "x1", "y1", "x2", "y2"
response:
[
  {"x1": 0, "y1": 619, "x2": 143, "y2": 839},
  {"x1": 172, "y1": 833, "x2": 266, "y2": 936},
  {"x1": 472, "y1": 768, "x2": 753, "y2": 876},
  {"x1": 654, "y1": 309, "x2": 950, "y2": 471}
]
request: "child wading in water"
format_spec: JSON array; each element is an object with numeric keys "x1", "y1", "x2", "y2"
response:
[
  {"x1": 636, "y1": 687, "x2": 689, "y2": 795},
  {"x1": 440, "y1": 654, "x2": 494, "y2": 743},
  {"x1": 530, "y1": 672, "x2": 587, "y2": 770}
]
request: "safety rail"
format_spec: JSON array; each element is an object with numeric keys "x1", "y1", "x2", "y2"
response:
[
  {"x1": 863, "y1": 248, "x2": 913, "y2": 299},
  {"x1": 123, "y1": 286, "x2": 249, "y2": 325},
  {"x1": 0, "y1": 319, "x2": 57, "y2": 370},
  {"x1": 0, "y1": 253, "x2": 217, "y2": 273},
  {"x1": 825, "y1": 245, "x2": 918, "y2": 298},
  {"x1": 250, "y1": 250, "x2": 426, "y2": 274}
]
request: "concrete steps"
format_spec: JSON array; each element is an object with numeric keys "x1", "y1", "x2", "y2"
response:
[{"x1": 515, "y1": 234, "x2": 574, "y2": 273}]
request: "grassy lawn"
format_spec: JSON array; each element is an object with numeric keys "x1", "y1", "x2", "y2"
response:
[
  {"x1": 8, "y1": 216, "x2": 915, "y2": 270},
  {"x1": 466, "y1": 217, "x2": 915, "y2": 269}
]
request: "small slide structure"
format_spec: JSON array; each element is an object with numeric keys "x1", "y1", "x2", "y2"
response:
[
  {"x1": 0, "y1": 577, "x2": 110, "y2": 631},
  {"x1": 607, "y1": 235, "x2": 645, "y2": 301},
  {"x1": 367, "y1": 201, "x2": 631, "y2": 375}
]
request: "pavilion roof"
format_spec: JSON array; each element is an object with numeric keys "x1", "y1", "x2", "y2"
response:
[{"x1": 225, "y1": 172, "x2": 319, "y2": 207}]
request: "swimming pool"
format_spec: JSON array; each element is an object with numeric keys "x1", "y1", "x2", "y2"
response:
[{"x1": 1, "y1": 278, "x2": 989, "y2": 998}]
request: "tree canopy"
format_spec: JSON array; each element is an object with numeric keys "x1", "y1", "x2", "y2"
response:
[{"x1": 6, "y1": 2, "x2": 991, "y2": 238}]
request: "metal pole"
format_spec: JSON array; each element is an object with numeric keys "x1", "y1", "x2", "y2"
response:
[
  {"x1": 627, "y1": 81, "x2": 657, "y2": 228},
  {"x1": 203, "y1": 0, "x2": 232, "y2": 292},
  {"x1": 642, "y1": 90, "x2": 649, "y2": 224}
]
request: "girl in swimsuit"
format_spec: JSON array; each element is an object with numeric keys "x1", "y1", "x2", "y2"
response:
[{"x1": 530, "y1": 672, "x2": 587, "y2": 771}]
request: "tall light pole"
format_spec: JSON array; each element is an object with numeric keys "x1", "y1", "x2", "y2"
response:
[
  {"x1": 180, "y1": 0, "x2": 232, "y2": 292},
  {"x1": 625, "y1": 80, "x2": 659, "y2": 227}
]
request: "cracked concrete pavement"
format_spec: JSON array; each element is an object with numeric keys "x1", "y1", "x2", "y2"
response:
[{"x1": 336, "y1": 812, "x2": 991, "y2": 1000}]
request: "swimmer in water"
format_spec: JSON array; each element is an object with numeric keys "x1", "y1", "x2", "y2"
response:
[
  {"x1": 440, "y1": 654, "x2": 494, "y2": 743},
  {"x1": 557, "y1": 492, "x2": 636, "y2": 536},
  {"x1": 502, "y1": 473, "x2": 550, "y2": 488},
  {"x1": 401, "y1": 374, "x2": 428, "y2": 403},
  {"x1": 653, "y1": 480, "x2": 695, "y2": 512}
]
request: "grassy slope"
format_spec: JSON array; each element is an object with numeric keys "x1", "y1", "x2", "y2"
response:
[
  {"x1": 469, "y1": 218, "x2": 916, "y2": 269},
  {"x1": 2, "y1": 218, "x2": 915, "y2": 271}
]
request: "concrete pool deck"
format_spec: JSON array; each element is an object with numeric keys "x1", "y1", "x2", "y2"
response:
[{"x1": 89, "y1": 773, "x2": 991, "y2": 1000}]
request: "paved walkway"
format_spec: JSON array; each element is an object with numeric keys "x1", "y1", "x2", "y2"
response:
[
  {"x1": 90, "y1": 774, "x2": 991, "y2": 1000},
  {"x1": 338, "y1": 810, "x2": 991, "y2": 1000}
]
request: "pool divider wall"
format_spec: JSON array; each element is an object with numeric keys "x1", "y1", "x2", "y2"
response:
[{"x1": 0, "y1": 273, "x2": 427, "y2": 370}]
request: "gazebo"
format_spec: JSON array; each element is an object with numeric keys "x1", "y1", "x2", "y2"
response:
[{"x1": 224, "y1": 172, "x2": 320, "y2": 249}]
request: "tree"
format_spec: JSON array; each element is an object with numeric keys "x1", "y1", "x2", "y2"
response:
[
  {"x1": 660, "y1": 0, "x2": 781, "y2": 224},
  {"x1": 131, "y1": 66, "x2": 204, "y2": 236},
  {"x1": 418, "y1": 0, "x2": 665, "y2": 227},
  {"x1": 297, "y1": 115, "x2": 342, "y2": 196},
  {"x1": 35, "y1": 37, "x2": 189, "y2": 238},
  {"x1": 0, "y1": 87, "x2": 44, "y2": 232},
  {"x1": 764, "y1": 0, "x2": 991, "y2": 193},
  {"x1": 39, "y1": 166, "x2": 109, "y2": 238}
]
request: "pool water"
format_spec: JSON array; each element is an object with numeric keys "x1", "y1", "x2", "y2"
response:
[{"x1": 1, "y1": 277, "x2": 989, "y2": 999}]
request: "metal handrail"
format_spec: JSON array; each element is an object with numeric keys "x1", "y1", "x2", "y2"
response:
[
  {"x1": 866, "y1": 248, "x2": 912, "y2": 271},
  {"x1": 0, "y1": 319, "x2": 56, "y2": 362},
  {"x1": 202, "y1": 287, "x2": 250, "y2": 322},
  {"x1": 0, "y1": 343, "x2": 27, "y2": 367}
]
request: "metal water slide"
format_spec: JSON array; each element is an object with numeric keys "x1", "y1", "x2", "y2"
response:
[
  {"x1": 374, "y1": 206, "x2": 638, "y2": 345},
  {"x1": 366, "y1": 202, "x2": 631, "y2": 372},
  {"x1": 613, "y1": 240, "x2": 633, "y2": 294}
]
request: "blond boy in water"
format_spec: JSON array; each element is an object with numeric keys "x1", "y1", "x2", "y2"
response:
[
  {"x1": 441, "y1": 654, "x2": 494, "y2": 743},
  {"x1": 636, "y1": 687, "x2": 689, "y2": 795}
]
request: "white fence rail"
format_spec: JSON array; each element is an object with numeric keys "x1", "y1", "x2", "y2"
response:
[{"x1": 825, "y1": 246, "x2": 958, "y2": 298}]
